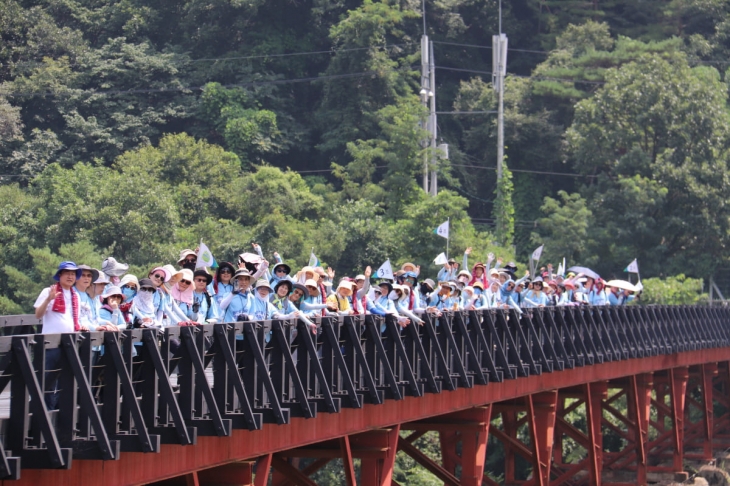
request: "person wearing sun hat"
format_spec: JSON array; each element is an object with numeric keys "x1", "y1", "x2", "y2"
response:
[
  {"x1": 101, "y1": 257, "x2": 129, "y2": 286},
  {"x1": 33, "y1": 262, "x2": 84, "y2": 410},
  {"x1": 427, "y1": 281, "x2": 454, "y2": 314},
  {"x1": 301, "y1": 278, "x2": 332, "y2": 318},
  {"x1": 146, "y1": 265, "x2": 187, "y2": 326},
  {"x1": 97, "y1": 286, "x2": 126, "y2": 328},
  {"x1": 393, "y1": 284, "x2": 423, "y2": 325},
  {"x1": 177, "y1": 249, "x2": 198, "y2": 271},
  {"x1": 171, "y1": 269, "x2": 195, "y2": 321},
  {"x1": 269, "y1": 261, "x2": 292, "y2": 289},
  {"x1": 326, "y1": 279, "x2": 354, "y2": 314},
  {"x1": 223, "y1": 269, "x2": 256, "y2": 322},
  {"x1": 189, "y1": 269, "x2": 220, "y2": 324},
  {"x1": 247, "y1": 279, "x2": 295, "y2": 321},
  {"x1": 131, "y1": 278, "x2": 160, "y2": 327},
  {"x1": 74, "y1": 264, "x2": 100, "y2": 331},
  {"x1": 213, "y1": 261, "x2": 236, "y2": 305}
]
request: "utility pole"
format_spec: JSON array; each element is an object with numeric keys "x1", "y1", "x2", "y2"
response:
[
  {"x1": 493, "y1": 0, "x2": 507, "y2": 182},
  {"x1": 420, "y1": 34, "x2": 431, "y2": 193},
  {"x1": 429, "y1": 40, "x2": 438, "y2": 196},
  {"x1": 492, "y1": 32, "x2": 507, "y2": 182}
]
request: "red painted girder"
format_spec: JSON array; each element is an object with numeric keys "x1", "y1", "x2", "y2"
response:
[{"x1": 5, "y1": 348, "x2": 730, "y2": 486}]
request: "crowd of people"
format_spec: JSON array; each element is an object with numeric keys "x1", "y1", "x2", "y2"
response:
[{"x1": 33, "y1": 245, "x2": 639, "y2": 337}]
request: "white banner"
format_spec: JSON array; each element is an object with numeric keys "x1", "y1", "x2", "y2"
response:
[
  {"x1": 196, "y1": 241, "x2": 215, "y2": 269},
  {"x1": 531, "y1": 244, "x2": 544, "y2": 261},
  {"x1": 435, "y1": 220, "x2": 449, "y2": 239},
  {"x1": 376, "y1": 259, "x2": 394, "y2": 280},
  {"x1": 433, "y1": 252, "x2": 448, "y2": 265}
]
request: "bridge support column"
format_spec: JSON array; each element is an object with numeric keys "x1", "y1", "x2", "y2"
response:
[
  {"x1": 629, "y1": 373, "x2": 652, "y2": 486},
  {"x1": 670, "y1": 367, "x2": 688, "y2": 472},
  {"x1": 358, "y1": 426, "x2": 401, "y2": 486},
  {"x1": 585, "y1": 382, "x2": 606, "y2": 486},
  {"x1": 701, "y1": 363, "x2": 717, "y2": 461},
  {"x1": 528, "y1": 391, "x2": 558, "y2": 486}
]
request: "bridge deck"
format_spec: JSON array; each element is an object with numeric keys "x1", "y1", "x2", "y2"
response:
[{"x1": 0, "y1": 306, "x2": 724, "y2": 486}]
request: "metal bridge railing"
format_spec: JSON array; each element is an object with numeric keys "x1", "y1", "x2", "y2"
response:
[{"x1": 0, "y1": 305, "x2": 726, "y2": 480}]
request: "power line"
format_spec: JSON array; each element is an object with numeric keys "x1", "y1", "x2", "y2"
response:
[
  {"x1": 433, "y1": 40, "x2": 550, "y2": 55},
  {"x1": 4, "y1": 65, "x2": 419, "y2": 99},
  {"x1": 435, "y1": 65, "x2": 606, "y2": 85},
  {"x1": 451, "y1": 163, "x2": 596, "y2": 178}
]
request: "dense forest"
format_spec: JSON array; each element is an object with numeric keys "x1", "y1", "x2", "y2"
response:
[{"x1": 0, "y1": 0, "x2": 729, "y2": 313}]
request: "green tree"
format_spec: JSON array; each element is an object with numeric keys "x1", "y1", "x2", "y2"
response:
[
  {"x1": 315, "y1": 0, "x2": 420, "y2": 161},
  {"x1": 531, "y1": 191, "x2": 593, "y2": 265},
  {"x1": 640, "y1": 274, "x2": 707, "y2": 305},
  {"x1": 340, "y1": 97, "x2": 429, "y2": 218},
  {"x1": 566, "y1": 53, "x2": 730, "y2": 277}
]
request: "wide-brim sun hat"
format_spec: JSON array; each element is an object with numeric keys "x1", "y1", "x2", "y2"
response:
[
  {"x1": 101, "y1": 285, "x2": 126, "y2": 301},
  {"x1": 101, "y1": 257, "x2": 129, "y2": 277},
  {"x1": 194, "y1": 269, "x2": 213, "y2": 285},
  {"x1": 93, "y1": 272, "x2": 110, "y2": 285},
  {"x1": 304, "y1": 279, "x2": 320, "y2": 294},
  {"x1": 336, "y1": 280, "x2": 353, "y2": 296},
  {"x1": 54, "y1": 261, "x2": 82, "y2": 281},
  {"x1": 177, "y1": 249, "x2": 197, "y2": 265},
  {"x1": 234, "y1": 269, "x2": 252, "y2": 280},
  {"x1": 378, "y1": 281, "x2": 393, "y2": 295},
  {"x1": 254, "y1": 279, "x2": 273, "y2": 292},
  {"x1": 272, "y1": 262, "x2": 291, "y2": 275},
  {"x1": 292, "y1": 283, "x2": 308, "y2": 296},
  {"x1": 77, "y1": 264, "x2": 99, "y2": 282},
  {"x1": 150, "y1": 266, "x2": 171, "y2": 283},
  {"x1": 119, "y1": 274, "x2": 139, "y2": 289}
]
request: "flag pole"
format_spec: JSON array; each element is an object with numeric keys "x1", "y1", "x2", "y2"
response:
[{"x1": 446, "y1": 217, "x2": 450, "y2": 260}]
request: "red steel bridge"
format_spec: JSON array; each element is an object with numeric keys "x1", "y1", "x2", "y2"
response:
[{"x1": 0, "y1": 306, "x2": 728, "y2": 486}]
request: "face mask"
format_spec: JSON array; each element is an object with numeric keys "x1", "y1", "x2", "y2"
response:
[
  {"x1": 122, "y1": 287, "x2": 137, "y2": 300},
  {"x1": 388, "y1": 290, "x2": 398, "y2": 300},
  {"x1": 474, "y1": 288, "x2": 482, "y2": 295},
  {"x1": 182, "y1": 261, "x2": 196, "y2": 271}
]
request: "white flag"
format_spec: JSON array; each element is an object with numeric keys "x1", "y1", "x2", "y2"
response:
[
  {"x1": 376, "y1": 259, "x2": 394, "y2": 280},
  {"x1": 434, "y1": 220, "x2": 449, "y2": 239},
  {"x1": 557, "y1": 262, "x2": 564, "y2": 277},
  {"x1": 531, "y1": 244, "x2": 544, "y2": 261},
  {"x1": 625, "y1": 259, "x2": 639, "y2": 273},
  {"x1": 196, "y1": 241, "x2": 215, "y2": 269},
  {"x1": 308, "y1": 250, "x2": 319, "y2": 267},
  {"x1": 433, "y1": 252, "x2": 448, "y2": 265}
]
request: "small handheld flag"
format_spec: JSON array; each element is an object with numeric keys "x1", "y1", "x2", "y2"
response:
[
  {"x1": 376, "y1": 260, "x2": 394, "y2": 280},
  {"x1": 434, "y1": 220, "x2": 449, "y2": 239},
  {"x1": 433, "y1": 252, "x2": 448, "y2": 265},
  {"x1": 196, "y1": 241, "x2": 215, "y2": 269},
  {"x1": 308, "y1": 248, "x2": 320, "y2": 267},
  {"x1": 624, "y1": 259, "x2": 639, "y2": 274},
  {"x1": 531, "y1": 245, "x2": 544, "y2": 261}
]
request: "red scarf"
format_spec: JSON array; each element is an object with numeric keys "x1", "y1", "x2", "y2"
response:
[{"x1": 51, "y1": 283, "x2": 80, "y2": 331}]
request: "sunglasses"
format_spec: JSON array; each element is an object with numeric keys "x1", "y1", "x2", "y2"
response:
[
  {"x1": 220, "y1": 269, "x2": 232, "y2": 274},
  {"x1": 292, "y1": 290, "x2": 304, "y2": 296},
  {"x1": 184, "y1": 258, "x2": 196, "y2": 263},
  {"x1": 152, "y1": 273, "x2": 164, "y2": 280},
  {"x1": 141, "y1": 287, "x2": 155, "y2": 293},
  {"x1": 275, "y1": 268, "x2": 287, "y2": 273},
  {"x1": 194, "y1": 278, "x2": 207, "y2": 283},
  {"x1": 121, "y1": 285, "x2": 137, "y2": 290},
  {"x1": 180, "y1": 279, "x2": 192, "y2": 285}
]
